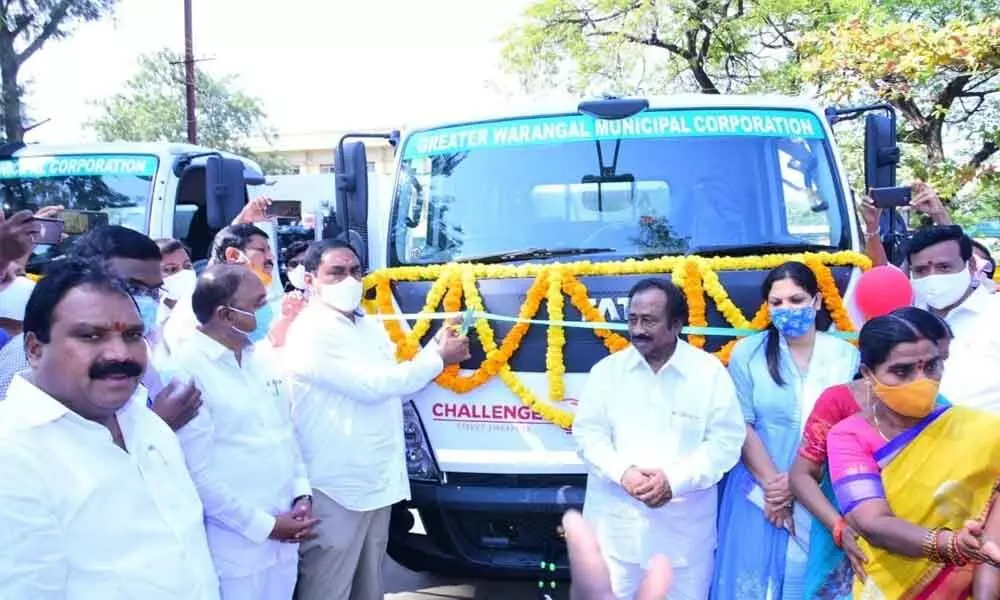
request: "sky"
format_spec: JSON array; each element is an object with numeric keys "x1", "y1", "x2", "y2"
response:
[{"x1": 22, "y1": 0, "x2": 547, "y2": 144}]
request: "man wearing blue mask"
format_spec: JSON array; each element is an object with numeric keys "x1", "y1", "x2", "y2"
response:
[
  {"x1": 0, "y1": 226, "x2": 202, "y2": 431},
  {"x1": 168, "y1": 263, "x2": 316, "y2": 599}
]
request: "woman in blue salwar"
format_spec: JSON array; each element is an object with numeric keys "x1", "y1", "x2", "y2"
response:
[{"x1": 711, "y1": 262, "x2": 860, "y2": 599}]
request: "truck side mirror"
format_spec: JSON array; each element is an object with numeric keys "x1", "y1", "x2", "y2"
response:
[
  {"x1": 205, "y1": 156, "x2": 248, "y2": 229},
  {"x1": 335, "y1": 140, "x2": 370, "y2": 266},
  {"x1": 864, "y1": 113, "x2": 900, "y2": 190},
  {"x1": 864, "y1": 112, "x2": 908, "y2": 265}
]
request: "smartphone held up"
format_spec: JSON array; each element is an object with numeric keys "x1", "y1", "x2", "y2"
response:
[
  {"x1": 869, "y1": 186, "x2": 912, "y2": 209},
  {"x1": 32, "y1": 217, "x2": 64, "y2": 245}
]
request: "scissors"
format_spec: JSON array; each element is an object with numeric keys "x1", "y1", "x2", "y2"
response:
[{"x1": 458, "y1": 308, "x2": 475, "y2": 336}]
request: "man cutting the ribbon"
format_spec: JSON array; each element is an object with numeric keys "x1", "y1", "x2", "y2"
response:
[{"x1": 282, "y1": 239, "x2": 470, "y2": 600}]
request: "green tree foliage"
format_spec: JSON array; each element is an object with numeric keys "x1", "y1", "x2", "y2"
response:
[
  {"x1": 501, "y1": 0, "x2": 1000, "y2": 223},
  {"x1": 90, "y1": 49, "x2": 293, "y2": 174},
  {"x1": 799, "y1": 18, "x2": 1000, "y2": 222},
  {"x1": 0, "y1": 0, "x2": 120, "y2": 141}
]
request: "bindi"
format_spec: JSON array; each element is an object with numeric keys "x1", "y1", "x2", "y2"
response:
[{"x1": 111, "y1": 322, "x2": 129, "y2": 332}]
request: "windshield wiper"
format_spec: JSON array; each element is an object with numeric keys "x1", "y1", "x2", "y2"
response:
[
  {"x1": 689, "y1": 242, "x2": 838, "y2": 258},
  {"x1": 454, "y1": 247, "x2": 617, "y2": 264}
]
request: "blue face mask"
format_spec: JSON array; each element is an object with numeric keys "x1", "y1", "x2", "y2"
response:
[
  {"x1": 769, "y1": 305, "x2": 817, "y2": 339},
  {"x1": 134, "y1": 295, "x2": 160, "y2": 336},
  {"x1": 229, "y1": 303, "x2": 275, "y2": 344}
]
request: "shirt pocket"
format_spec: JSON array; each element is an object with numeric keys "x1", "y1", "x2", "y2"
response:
[{"x1": 666, "y1": 408, "x2": 707, "y2": 452}]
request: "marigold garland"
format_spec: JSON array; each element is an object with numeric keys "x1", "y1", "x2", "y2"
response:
[{"x1": 364, "y1": 251, "x2": 872, "y2": 426}]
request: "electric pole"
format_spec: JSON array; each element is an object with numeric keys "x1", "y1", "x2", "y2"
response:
[{"x1": 184, "y1": 0, "x2": 197, "y2": 144}]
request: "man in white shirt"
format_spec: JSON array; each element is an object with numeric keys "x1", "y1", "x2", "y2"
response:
[
  {"x1": 0, "y1": 258, "x2": 220, "y2": 599},
  {"x1": 573, "y1": 278, "x2": 745, "y2": 600},
  {"x1": 169, "y1": 264, "x2": 316, "y2": 599},
  {"x1": 0, "y1": 226, "x2": 202, "y2": 430},
  {"x1": 162, "y1": 222, "x2": 278, "y2": 356},
  {"x1": 283, "y1": 239, "x2": 470, "y2": 600},
  {"x1": 905, "y1": 225, "x2": 1000, "y2": 412}
]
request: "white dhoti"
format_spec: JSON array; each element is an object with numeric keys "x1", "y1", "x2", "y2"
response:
[
  {"x1": 219, "y1": 554, "x2": 298, "y2": 600},
  {"x1": 606, "y1": 554, "x2": 714, "y2": 600}
]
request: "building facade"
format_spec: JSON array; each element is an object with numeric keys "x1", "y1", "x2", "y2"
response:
[{"x1": 245, "y1": 128, "x2": 401, "y2": 176}]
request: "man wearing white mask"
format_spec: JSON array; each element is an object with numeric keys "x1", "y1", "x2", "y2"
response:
[
  {"x1": 156, "y1": 238, "x2": 198, "y2": 309},
  {"x1": 282, "y1": 241, "x2": 310, "y2": 292},
  {"x1": 906, "y1": 225, "x2": 1000, "y2": 412},
  {"x1": 283, "y1": 239, "x2": 471, "y2": 600}
]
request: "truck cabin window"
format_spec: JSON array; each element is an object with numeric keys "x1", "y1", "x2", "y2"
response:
[
  {"x1": 391, "y1": 109, "x2": 847, "y2": 266},
  {"x1": 0, "y1": 154, "x2": 157, "y2": 272}
]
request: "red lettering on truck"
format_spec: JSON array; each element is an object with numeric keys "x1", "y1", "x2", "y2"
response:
[{"x1": 430, "y1": 402, "x2": 550, "y2": 424}]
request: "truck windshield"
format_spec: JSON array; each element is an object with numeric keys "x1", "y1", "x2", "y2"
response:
[
  {"x1": 0, "y1": 153, "x2": 157, "y2": 270},
  {"x1": 391, "y1": 108, "x2": 849, "y2": 265}
]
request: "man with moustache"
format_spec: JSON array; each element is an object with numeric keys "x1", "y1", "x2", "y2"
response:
[
  {"x1": 0, "y1": 226, "x2": 202, "y2": 432},
  {"x1": 0, "y1": 259, "x2": 219, "y2": 598},
  {"x1": 572, "y1": 278, "x2": 745, "y2": 600}
]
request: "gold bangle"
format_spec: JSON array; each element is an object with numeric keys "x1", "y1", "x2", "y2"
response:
[{"x1": 923, "y1": 528, "x2": 942, "y2": 562}]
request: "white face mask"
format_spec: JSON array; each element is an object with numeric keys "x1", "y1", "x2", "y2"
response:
[
  {"x1": 288, "y1": 264, "x2": 307, "y2": 290},
  {"x1": 319, "y1": 277, "x2": 363, "y2": 313},
  {"x1": 912, "y1": 267, "x2": 973, "y2": 309},
  {"x1": 0, "y1": 276, "x2": 36, "y2": 321},
  {"x1": 162, "y1": 269, "x2": 198, "y2": 301}
]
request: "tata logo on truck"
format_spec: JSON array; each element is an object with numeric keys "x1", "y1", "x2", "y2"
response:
[{"x1": 588, "y1": 296, "x2": 630, "y2": 322}]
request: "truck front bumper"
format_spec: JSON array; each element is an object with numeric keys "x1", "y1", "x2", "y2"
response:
[{"x1": 387, "y1": 473, "x2": 586, "y2": 579}]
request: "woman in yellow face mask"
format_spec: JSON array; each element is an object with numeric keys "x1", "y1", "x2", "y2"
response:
[{"x1": 827, "y1": 308, "x2": 1000, "y2": 598}]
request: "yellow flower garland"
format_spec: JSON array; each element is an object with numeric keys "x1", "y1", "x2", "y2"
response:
[{"x1": 364, "y1": 251, "x2": 872, "y2": 426}]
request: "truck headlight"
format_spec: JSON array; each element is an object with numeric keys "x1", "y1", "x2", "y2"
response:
[{"x1": 402, "y1": 400, "x2": 440, "y2": 482}]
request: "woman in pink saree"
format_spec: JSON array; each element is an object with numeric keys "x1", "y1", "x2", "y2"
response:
[{"x1": 827, "y1": 308, "x2": 1000, "y2": 598}]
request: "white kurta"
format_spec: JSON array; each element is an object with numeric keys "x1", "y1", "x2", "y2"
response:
[
  {"x1": 0, "y1": 376, "x2": 220, "y2": 599},
  {"x1": 167, "y1": 332, "x2": 311, "y2": 600},
  {"x1": 935, "y1": 286, "x2": 1000, "y2": 412},
  {"x1": 573, "y1": 342, "x2": 746, "y2": 600},
  {"x1": 282, "y1": 303, "x2": 444, "y2": 513}
]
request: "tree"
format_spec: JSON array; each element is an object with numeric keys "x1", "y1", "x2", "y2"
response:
[
  {"x1": 500, "y1": 0, "x2": 1000, "y2": 223},
  {"x1": 799, "y1": 18, "x2": 1000, "y2": 222},
  {"x1": 90, "y1": 48, "x2": 292, "y2": 174},
  {"x1": 499, "y1": 0, "x2": 995, "y2": 96},
  {"x1": 0, "y1": 0, "x2": 119, "y2": 142},
  {"x1": 498, "y1": 0, "x2": 863, "y2": 96}
]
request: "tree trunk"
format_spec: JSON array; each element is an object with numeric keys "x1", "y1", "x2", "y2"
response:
[
  {"x1": 691, "y1": 62, "x2": 720, "y2": 94},
  {"x1": 0, "y1": 31, "x2": 23, "y2": 142},
  {"x1": 924, "y1": 120, "x2": 946, "y2": 163}
]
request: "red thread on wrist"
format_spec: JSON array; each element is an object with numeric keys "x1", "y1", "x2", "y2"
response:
[{"x1": 833, "y1": 518, "x2": 847, "y2": 549}]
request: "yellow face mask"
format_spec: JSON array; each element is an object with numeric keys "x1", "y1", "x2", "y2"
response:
[
  {"x1": 872, "y1": 376, "x2": 940, "y2": 418},
  {"x1": 230, "y1": 249, "x2": 273, "y2": 288},
  {"x1": 252, "y1": 267, "x2": 273, "y2": 288}
]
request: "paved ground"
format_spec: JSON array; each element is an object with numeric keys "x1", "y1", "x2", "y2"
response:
[{"x1": 384, "y1": 559, "x2": 568, "y2": 600}]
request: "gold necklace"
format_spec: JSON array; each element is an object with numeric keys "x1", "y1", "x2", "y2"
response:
[{"x1": 868, "y1": 385, "x2": 890, "y2": 442}]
